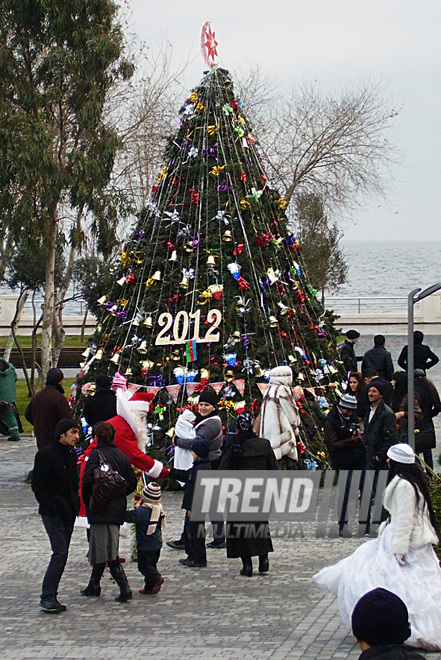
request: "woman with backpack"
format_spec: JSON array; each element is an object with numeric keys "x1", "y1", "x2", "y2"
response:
[{"x1": 81, "y1": 422, "x2": 137, "y2": 602}]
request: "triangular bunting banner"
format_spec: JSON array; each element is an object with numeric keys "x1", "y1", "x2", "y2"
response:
[
  {"x1": 210, "y1": 382, "x2": 225, "y2": 394},
  {"x1": 257, "y1": 383, "x2": 270, "y2": 396},
  {"x1": 186, "y1": 383, "x2": 197, "y2": 396},
  {"x1": 233, "y1": 379, "x2": 245, "y2": 396},
  {"x1": 305, "y1": 387, "x2": 317, "y2": 398},
  {"x1": 145, "y1": 386, "x2": 160, "y2": 398},
  {"x1": 127, "y1": 383, "x2": 142, "y2": 395},
  {"x1": 166, "y1": 384, "x2": 181, "y2": 402}
]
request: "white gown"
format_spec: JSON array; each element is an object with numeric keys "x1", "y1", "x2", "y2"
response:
[{"x1": 313, "y1": 522, "x2": 441, "y2": 651}]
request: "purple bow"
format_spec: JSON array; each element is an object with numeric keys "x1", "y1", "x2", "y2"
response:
[{"x1": 147, "y1": 375, "x2": 167, "y2": 387}]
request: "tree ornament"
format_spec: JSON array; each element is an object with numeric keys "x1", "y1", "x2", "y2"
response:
[
  {"x1": 97, "y1": 295, "x2": 107, "y2": 305},
  {"x1": 144, "y1": 316, "x2": 153, "y2": 328},
  {"x1": 225, "y1": 369, "x2": 235, "y2": 382},
  {"x1": 230, "y1": 330, "x2": 242, "y2": 343},
  {"x1": 266, "y1": 267, "x2": 279, "y2": 284},
  {"x1": 171, "y1": 349, "x2": 181, "y2": 361},
  {"x1": 206, "y1": 254, "x2": 216, "y2": 267},
  {"x1": 117, "y1": 276, "x2": 126, "y2": 286},
  {"x1": 151, "y1": 270, "x2": 161, "y2": 282},
  {"x1": 222, "y1": 229, "x2": 233, "y2": 242},
  {"x1": 169, "y1": 250, "x2": 178, "y2": 262},
  {"x1": 268, "y1": 315, "x2": 279, "y2": 328},
  {"x1": 140, "y1": 360, "x2": 154, "y2": 371},
  {"x1": 126, "y1": 272, "x2": 137, "y2": 286},
  {"x1": 110, "y1": 352, "x2": 120, "y2": 364}
]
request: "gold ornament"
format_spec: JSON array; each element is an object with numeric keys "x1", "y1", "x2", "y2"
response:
[
  {"x1": 140, "y1": 360, "x2": 154, "y2": 371},
  {"x1": 278, "y1": 302, "x2": 290, "y2": 315},
  {"x1": 196, "y1": 102, "x2": 205, "y2": 111},
  {"x1": 240, "y1": 198, "x2": 251, "y2": 211},
  {"x1": 206, "y1": 254, "x2": 216, "y2": 267},
  {"x1": 125, "y1": 368, "x2": 133, "y2": 377},
  {"x1": 165, "y1": 427, "x2": 175, "y2": 439},
  {"x1": 230, "y1": 330, "x2": 242, "y2": 343},
  {"x1": 189, "y1": 92, "x2": 198, "y2": 104},
  {"x1": 110, "y1": 353, "x2": 120, "y2": 364},
  {"x1": 208, "y1": 284, "x2": 223, "y2": 295},
  {"x1": 171, "y1": 349, "x2": 181, "y2": 361},
  {"x1": 275, "y1": 196, "x2": 288, "y2": 210},
  {"x1": 95, "y1": 349, "x2": 104, "y2": 360},
  {"x1": 151, "y1": 270, "x2": 161, "y2": 282},
  {"x1": 222, "y1": 230, "x2": 233, "y2": 242},
  {"x1": 81, "y1": 348, "x2": 91, "y2": 359},
  {"x1": 97, "y1": 295, "x2": 107, "y2": 305},
  {"x1": 179, "y1": 276, "x2": 189, "y2": 290},
  {"x1": 144, "y1": 316, "x2": 153, "y2": 328},
  {"x1": 235, "y1": 299, "x2": 245, "y2": 312},
  {"x1": 225, "y1": 369, "x2": 235, "y2": 382},
  {"x1": 267, "y1": 268, "x2": 278, "y2": 284},
  {"x1": 197, "y1": 294, "x2": 208, "y2": 306},
  {"x1": 183, "y1": 242, "x2": 194, "y2": 253},
  {"x1": 288, "y1": 354, "x2": 297, "y2": 366},
  {"x1": 138, "y1": 340, "x2": 148, "y2": 354},
  {"x1": 119, "y1": 252, "x2": 131, "y2": 267},
  {"x1": 116, "y1": 298, "x2": 128, "y2": 307},
  {"x1": 200, "y1": 368, "x2": 209, "y2": 379},
  {"x1": 268, "y1": 315, "x2": 279, "y2": 328},
  {"x1": 187, "y1": 394, "x2": 200, "y2": 406},
  {"x1": 156, "y1": 166, "x2": 169, "y2": 181},
  {"x1": 210, "y1": 165, "x2": 226, "y2": 176},
  {"x1": 207, "y1": 123, "x2": 219, "y2": 136}
]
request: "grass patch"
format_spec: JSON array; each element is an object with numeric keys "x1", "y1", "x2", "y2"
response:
[
  {"x1": 16, "y1": 378, "x2": 76, "y2": 434},
  {"x1": 0, "y1": 336, "x2": 87, "y2": 348}
]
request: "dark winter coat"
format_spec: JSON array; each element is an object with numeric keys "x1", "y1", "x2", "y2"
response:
[
  {"x1": 363, "y1": 401, "x2": 398, "y2": 469},
  {"x1": 414, "y1": 378, "x2": 441, "y2": 434},
  {"x1": 82, "y1": 442, "x2": 137, "y2": 525},
  {"x1": 220, "y1": 431, "x2": 278, "y2": 558},
  {"x1": 324, "y1": 405, "x2": 366, "y2": 470},
  {"x1": 25, "y1": 384, "x2": 72, "y2": 450},
  {"x1": 340, "y1": 340, "x2": 361, "y2": 374},
  {"x1": 174, "y1": 412, "x2": 223, "y2": 462},
  {"x1": 358, "y1": 645, "x2": 425, "y2": 660},
  {"x1": 357, "y1": 379, "x2": 393, "y2": 419},
  {"x1": 83, "y1": 388, "x2": 117, "y2": 427},
  {"x1": 32, "y1": 441, "x2": 80, "y2": 521},
  {"x1": 0, "y1": 361, "x2": 17, "y2": 403},
  {"x1": 361, "y1": 347, "x2": 394, "y2": 381},
  {"x1": 125, "y1": 505, "x2": 163, "y2": 552},
  {"x1": 398, "y1": 343, "x2": 439, "y2": 372},
  {"x1": 170, "y1": 457, "x2": 211, "y2": 511}
]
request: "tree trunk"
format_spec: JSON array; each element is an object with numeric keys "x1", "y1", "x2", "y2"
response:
[
  {"x1": 3, "y1": 290, "x2": 28, "y2": 361},
  {"x1": 80, "y1": 308, "x2": 88, "y2": 342},
  {"x1": 40, "y1": 205, "x2": 58, "y2": 384}
]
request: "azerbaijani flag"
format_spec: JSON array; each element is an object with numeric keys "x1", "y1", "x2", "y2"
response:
[{"x1": 185, "y1": 339, "x2": 197, "y2": 362}]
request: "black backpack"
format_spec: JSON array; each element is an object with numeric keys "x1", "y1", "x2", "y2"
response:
[{"x1": 89, "y1": 449, "x2": 127, "y2": 511}]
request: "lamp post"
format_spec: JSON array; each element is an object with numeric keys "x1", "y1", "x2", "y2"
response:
[{"x1": 407, "y1": 283, "x2": 441, "y2": 449}]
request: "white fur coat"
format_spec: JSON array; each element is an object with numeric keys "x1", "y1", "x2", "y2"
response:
[{"x1": 259, "y1": 366, "x2": 300, "y2": 461}]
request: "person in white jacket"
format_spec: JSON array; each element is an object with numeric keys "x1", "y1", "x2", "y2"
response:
[{"x1": 314, "y1": 443, "x2": 441, "y2": 651}]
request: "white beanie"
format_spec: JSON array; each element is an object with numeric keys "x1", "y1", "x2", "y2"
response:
[{"x1": 387, "y1": 443, "x2": 415, "y2": 465}]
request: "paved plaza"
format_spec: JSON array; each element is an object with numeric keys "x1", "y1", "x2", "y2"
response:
[{"x1": 1, "y1": 436, "x2": 440, "y2": 660}]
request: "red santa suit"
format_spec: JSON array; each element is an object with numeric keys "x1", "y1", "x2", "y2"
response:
[{"x1": 77, "y1": 390, "x2": 168, "y2": 522}]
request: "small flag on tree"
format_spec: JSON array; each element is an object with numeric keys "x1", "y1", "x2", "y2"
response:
[{"x1": 186, "y1": 339, "x2": 197, "y2": 363}]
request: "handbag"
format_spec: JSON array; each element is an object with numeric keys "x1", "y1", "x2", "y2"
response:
[
  {"x1": 414, "y1": 426, "x2": 436, "y2": 452},
  {"x1": 89, "y1": 449, "x2": 127, "y2": 511}
]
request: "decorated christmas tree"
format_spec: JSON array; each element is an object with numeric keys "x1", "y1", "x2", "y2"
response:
[{"x1": 79, "y1": 30, "x2": 345, "y2": 467}]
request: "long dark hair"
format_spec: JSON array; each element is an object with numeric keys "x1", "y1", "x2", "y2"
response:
[
  {"x1": 95, "y1": 421, "x2": 115, "y2": 446},
  {"x1": 391, "y1": 371, "x2": 408, "y2": 412},
  {"x1": 388, "y1": 459, "x2": 441, "y2": 541}
]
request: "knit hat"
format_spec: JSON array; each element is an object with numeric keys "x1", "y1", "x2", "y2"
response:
[
  {"x1": 46, "y1": 367, "x2": 64, "y2": 385},
  {"x1": 351, "y1": 588, "x2": 411, "y2": 645},
  {"x1": 198, "y1": 389, "x2": 218, "y2": 408},
  {"x1": 414, "y1": 369, "x2": 425, "y2": 379},
  {"x1": 55, "y1": 418, "x2": 80, "y2": 441},
  {"x1": 236, "y1": 412, "x2": 254, "y2": 432},
  {"x1": 128, "y1": 391, "x2": 155, "y2": 413},
  {"x1": 346, "y1": 330, "x2": 360, "y2": 340},
  {"x1": 387, "y1": 443, "x2": 415, "y2": 465},
  {"x1": 191, "y1": 438, "x2": 210, "y2": 458},
  {"x1": 368, "y1": 380, "x2": 388, "y2": 398},
  {"x1": 338, "y1": 394, "x2": 358, "y2": 410},
  {"x1": 96, "y1": 374, "x2": 112, "y2": 389},
  {"x1": 142, "y1": 482, "x2": 162, "y2": 503}
]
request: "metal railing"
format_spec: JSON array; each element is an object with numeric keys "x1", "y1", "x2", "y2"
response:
[{"x1": 325, "y1": 296, "x2": 412, "y2": 315}]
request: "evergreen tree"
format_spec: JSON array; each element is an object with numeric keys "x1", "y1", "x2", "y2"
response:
[{"x1": 80, "y1": 67, "x2": 345, "y2": 466}]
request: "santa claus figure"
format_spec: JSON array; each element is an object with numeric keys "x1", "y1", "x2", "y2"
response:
[
  {"x1": 259, "y1": 366, "x2": 300, "y2": 463},
  {"x1": 78, "y1": 389, "x2": 169, "y2": 522}
]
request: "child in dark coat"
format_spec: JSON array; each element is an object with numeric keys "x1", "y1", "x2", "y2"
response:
[
  {"x1": 170, "y1": 438, "x2": 211, "y2": 568},
  {"x1": 125, "y1": 482, "x2": 165, "y2": 594}
]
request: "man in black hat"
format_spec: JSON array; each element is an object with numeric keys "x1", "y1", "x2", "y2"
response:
[
  {"x1": 340, "y1": 330, "x2": 362, "y2": 374},
  {"x1": 352, "y1": 588, "x2": 425, "y2": 659},
  {"x1": 363, "y1": 381, "x2": 398, "y2": 471},
  {"x1": 32, "y1": 419, "x2": 80, "y2": 613},
  {"x1": 83, "y1": 374, "x2": 117, "y2": 428}
]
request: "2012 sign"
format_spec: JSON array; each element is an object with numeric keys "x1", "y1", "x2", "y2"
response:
[{"x1": 155, "y1": 309, "x2": 222, "y2": 346}]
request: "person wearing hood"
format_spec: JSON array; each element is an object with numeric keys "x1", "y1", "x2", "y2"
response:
[
  {"x1": 25, "y1": 368, "x2": 72, "y2": 450},
  {"x1": 0, "y1": 358, "x2": 20, "y2": 441},
  {"x1": 314, "y1": 444, "x2": 441, "y2": 651},
  {"x1": 259, "y1": 366, "x2": 300, "y2": 466},
  {"x1": 83, "y1": 374, "x2": 117, "y2": 428},
  {"x1": 220, "y1": 413, "x2": 279, "y2": 577}
]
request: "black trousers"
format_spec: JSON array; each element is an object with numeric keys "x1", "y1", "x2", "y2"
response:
[
  {"x1": 41, "y1": 514, "x2": 75, "y2": 600},
  {"x1": 137, "y1": 549, "x2": 161, "y2": 590},
  {"x1": 185, "y1": 516, "x2": 206, "y2": 564}
]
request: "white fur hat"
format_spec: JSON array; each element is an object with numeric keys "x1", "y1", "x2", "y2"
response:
[{"x1": 387, "y1": 443, "x2": 415, "y2": 464}]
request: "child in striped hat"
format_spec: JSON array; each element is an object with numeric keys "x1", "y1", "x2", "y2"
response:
[{"x1": 125, "y1": 482, "x2": 166, "y2": 594}]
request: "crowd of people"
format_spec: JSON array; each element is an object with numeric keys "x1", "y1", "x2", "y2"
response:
[{"x1": 19, "y1": 335, "x2": 441, "y2": 651}]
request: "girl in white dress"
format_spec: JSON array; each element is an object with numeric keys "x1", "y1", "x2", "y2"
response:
[{"x1": 314, "y1": 443, "x2": 441, "y2": 651}]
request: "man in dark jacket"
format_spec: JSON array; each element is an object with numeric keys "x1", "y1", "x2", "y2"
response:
[
  {"x1": 352, "y1": 588, "x2": 425, "y2": 660},
  {"x1": 83, "y1": 374, "x2": 117, "y2": 428},
  {"x1": 363, "y1": 381, "x2": 398, "y2": 470},
  {"x1": 397, "y1": 330, "x2": 439, "y2": 373},
  {"x1": 25, "y1": 368, "x2": 72, "y2": 450},
  {"x1": 340, "y1": 329, "x2": 362, "y2": 374},
  {"x1": 357, "y1": 369, "x2": 393, "y2": 419},
  {"x1": 32, "y1": 419, "x2": 80, "y2": 613},
  {"x1": 362, "y1": 335, "x2": 394, "y2": 381}
]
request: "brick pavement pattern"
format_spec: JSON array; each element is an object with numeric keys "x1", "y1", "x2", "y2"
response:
[{"x1": 1, "y1": 437, "x2": 440, "y2": 660}]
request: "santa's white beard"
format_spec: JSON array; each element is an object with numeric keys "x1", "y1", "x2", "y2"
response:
[{"x1": 131, "y1": 413, "x2": 149, "y2": 452}]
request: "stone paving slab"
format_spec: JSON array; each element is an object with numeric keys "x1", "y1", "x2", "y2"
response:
[{"x1": 1, "y1": 436, "x2": 440, "y2": 660}]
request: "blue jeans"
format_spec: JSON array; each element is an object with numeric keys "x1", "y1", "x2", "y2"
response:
[{"x1": 41, "y1": 515, "x2": 74, "y2": 600}]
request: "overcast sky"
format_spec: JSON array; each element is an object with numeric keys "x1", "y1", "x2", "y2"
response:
[{"x1": 129, "y1": 1, "x2": 441, "y2": 242}]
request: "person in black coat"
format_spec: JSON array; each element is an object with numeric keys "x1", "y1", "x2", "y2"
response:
[
  {"x1": 414, "y1": 371, "x2": 441, "y2": 469},
  {"x1": 170, "y1": 438, "x2": 211, "y2": 568},
  {"x1": 81, "y1": 422, "x2": 137, "y2": 602},
  {"x1": 32, "y1": 419, "x2": 81, "y2": 613},
  {"x1": 363, "y1": 381, "x2": 398, "y2": 471},
  {"x1": 83, "y1": 374, "x2": 117, "y2": 428},
  {"x1": 362, "y1": 335, "x2": 394, "y2": 381},
  {"x1": 357, "y1": 370, "x2": 393, "y2": 420},
  {"x1": 219, "y1": 413, "x2": 279, "y2": 577},
  {"x1": 397, "y1": 331, "x2": 439, "y2": 374},
  {"x1": 340, "y1": 329, "x2": 362, "y2": 374}
]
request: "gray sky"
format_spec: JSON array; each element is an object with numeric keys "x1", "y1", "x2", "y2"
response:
[{"x1": 130, "y1": 0, "x2": 441, "y2": 242}]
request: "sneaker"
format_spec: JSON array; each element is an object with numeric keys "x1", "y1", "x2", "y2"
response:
[
  {"x1": 206, "y1": 540, "x2": 226, "y2": 549},
  {"x1": 39, "y1": 598, "x2": 64, "y2": 613},
  {"x1": 167, "y1": 539, "x2": 185, "y2": 550}
]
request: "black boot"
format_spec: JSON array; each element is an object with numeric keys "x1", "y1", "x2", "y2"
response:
[
  {"x1": 240, "y1": 556, "x2": 253, "y2": 577},
  {"x1": 108, "y1": 560, "x2": 132, "y2": 602},
  {"x1": 81, "y1": 563, "x2": 105, "y2": 597},
  {"x1": 258, "y1": 553, "x2": 269, "y2": 574}
]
